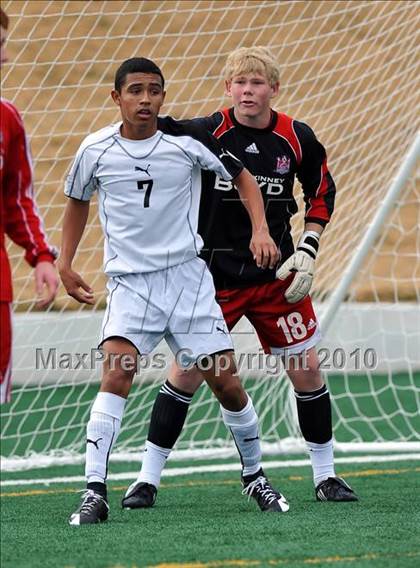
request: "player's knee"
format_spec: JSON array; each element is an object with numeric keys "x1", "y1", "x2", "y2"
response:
[
  {"x1": 286, "y1": 347, "x2": 323, "y2": 391},
  {"x1": 211, "y1": 377, "x2": 245, "y2": 410},
  {"x1": 289, "y1": 360, "x2": 322, "y2": 392},
  {"x1": 101, "y1": 366, "x2": 135, "y2": 397},
  {"x1": 169, "y1": 361, "x2": 203, "y2": 394},
  {"x1": 304, "y1": 367, "x2": 323, "y2": 390},
  {"x1": 303, "y1": 350, "x2": 322, "y2": 388}
]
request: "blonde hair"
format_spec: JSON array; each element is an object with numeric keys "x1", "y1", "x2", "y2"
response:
[{"x1": 223, "y1": 46, "x2": 280, "y2": 86}]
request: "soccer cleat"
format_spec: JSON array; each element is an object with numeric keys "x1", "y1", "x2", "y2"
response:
[
  {"x1": 68, "y1": 489, "x2": 109, "y2": 525},
  {"x1": 121, "y1": 481, "x2": 157, "y2": 509},
  {"x1": 315, "y1": 476, "x2": 358, "y2": 502},
  {"x1": 242, "y1": 470, "x2": 289, "y2": 512}
]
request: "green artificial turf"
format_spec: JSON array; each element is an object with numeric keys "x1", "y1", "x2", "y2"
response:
[
  {"x1": 1, "y1": 373, "x2": 419, "y2": 566},
  {"x1": 1, "y1": 460, "x2": 420, "y2": 568}
]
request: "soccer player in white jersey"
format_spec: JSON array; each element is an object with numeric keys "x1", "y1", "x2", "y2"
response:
[{"x1": 59, "y1": 57, "x2": 289, "y2": 525}]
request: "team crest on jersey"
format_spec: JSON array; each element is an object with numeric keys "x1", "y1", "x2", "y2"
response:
[{"x1": 275, "y1": 155, "x2": 290, "y2": 174}]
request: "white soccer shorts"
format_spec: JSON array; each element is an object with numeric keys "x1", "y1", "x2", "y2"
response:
[{"x1": 100, "y1": 257, "x2": 233, "y2": 362}]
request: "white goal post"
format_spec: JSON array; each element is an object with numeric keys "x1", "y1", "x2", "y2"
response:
[{"x1": 1, "y1": 0, "x2": 419, "y2": 471}]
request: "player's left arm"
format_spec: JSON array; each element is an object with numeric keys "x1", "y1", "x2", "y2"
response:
[
  {"x1": 4, "y1": 108, "x2": 59, "y2": 307},
  {"x1": 233, "y1": 168, "x2": 279, "y2": 269},
  {"x1": 276, "y1": 121, "x2": 336, "y2": 303}
]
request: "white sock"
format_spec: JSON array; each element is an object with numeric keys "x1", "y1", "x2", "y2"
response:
[
  {"x1": 85, "y1": 392, "x2": 126, "y2": 484},
  {"x1": 306, "y1": 439, "x2": 335, "y2": 486},
  {"x1": 221, "y1": 395, "x2": 262, "y2": 477},
  {"x1": 137, "y1": 440, "x2": 171, "y2": 488}
]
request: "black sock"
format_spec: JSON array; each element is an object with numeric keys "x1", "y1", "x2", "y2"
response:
[
  {"x1": 87, "y1": 481, "x2": 107, "y2": 499},
  {"x1": 147, "y1": 380, "x2": 193, "y2": 448},
  {"x1": 294, "y1": 384, "x2": 332, "y2": 444}
]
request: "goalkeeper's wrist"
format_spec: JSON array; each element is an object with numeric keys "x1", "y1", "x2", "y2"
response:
[{"x1": 297, "y1": 230, "x2": 320, "y2": 260}]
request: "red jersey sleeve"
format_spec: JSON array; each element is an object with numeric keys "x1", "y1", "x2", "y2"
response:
[{"x1": 1, "y1": 100, "x2": 57, "y2": 267}]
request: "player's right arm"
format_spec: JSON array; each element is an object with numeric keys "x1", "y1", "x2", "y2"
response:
[
  {"x1": 232, "y1": 168, "x2": 279, "y2": 269},
  {"x1": 58, "y1": 140, "x2": 98, "y2": 304},
  {"x1": 58, "y1": 198, "x2": 94, "y2": 304}
]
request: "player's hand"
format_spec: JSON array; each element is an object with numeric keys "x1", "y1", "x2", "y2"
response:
[
  {"x1": 58, "y1": 263, "x2": 95, "y2": 305},
  {"x1": 276, "y1": 231, "x2": 320, "y2": 303},
  {"x1": 250, "y1": 229, "x2": 280, "y2": 269},
  {"x1": 276, "y1": 250, "x2": 314, "y2": 303},
  {"x1": 34, "y1": 261, "x2": 59, "y2": 309}
]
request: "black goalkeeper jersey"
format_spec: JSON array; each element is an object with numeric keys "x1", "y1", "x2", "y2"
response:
[{"x1": 160, "y1": 108, "x2": 336, "y2": 290}]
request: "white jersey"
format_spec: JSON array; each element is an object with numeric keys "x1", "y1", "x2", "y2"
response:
[{"x1": 64, "y1": 117, "x2": 243, "y2": 275}]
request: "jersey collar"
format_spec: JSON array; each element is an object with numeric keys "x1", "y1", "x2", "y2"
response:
[{"x1": 228, "y1": 107, "x2": 278, "y2": 133}]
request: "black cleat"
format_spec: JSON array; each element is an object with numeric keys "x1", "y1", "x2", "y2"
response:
[
  {"x1": 316, "y1": 476, "x2": 358, "y2": 502},
  {"x1": 121, "y1": 481, "x2": 157, "y2": 509},
  {"x1": 242, "y1": 469, "x2": 289, "y2": 512},
  {"x1": 69, "y1": 490, "x2": 109, "y2": 525}
]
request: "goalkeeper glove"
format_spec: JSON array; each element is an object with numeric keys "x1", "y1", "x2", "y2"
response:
[{"x1": 276, "y1": 230, "x2": 320, "y2": 303}]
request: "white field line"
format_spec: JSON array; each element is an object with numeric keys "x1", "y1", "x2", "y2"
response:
[
  {"x1": 1, "y1": 453, "x2": 419, "y2": 487},
  {"x1": 3, "y1": 442, "x2": 420, "y2": 471}
]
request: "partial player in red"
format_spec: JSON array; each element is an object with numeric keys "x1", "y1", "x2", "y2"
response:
[
  {"x1": 128, "y1": 46, "x2": 358, "y2": 506},
  {"x1": 0, "y1": 8, "x2": 58, "y2": 404}
]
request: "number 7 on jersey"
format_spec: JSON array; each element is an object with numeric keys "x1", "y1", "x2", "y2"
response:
[{"x1": 137, "y1": 179, "x2": 154, "y2": 208}]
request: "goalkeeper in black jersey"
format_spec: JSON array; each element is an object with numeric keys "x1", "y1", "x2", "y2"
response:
[{"x1": 123, "y1": 47, "x2": 358, "y2": 509}]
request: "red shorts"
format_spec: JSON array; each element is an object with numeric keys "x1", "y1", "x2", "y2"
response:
[
  {"x1": 0, "y1": 302, "x2": 13, "y2": 404},
  {"x1": 215, "y1": 278, "x2": 320, "y2": 355}
]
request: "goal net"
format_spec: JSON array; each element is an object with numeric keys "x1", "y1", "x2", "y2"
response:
[{"x1": 1, "y1": 0, "x2": 419, "y2": 470}]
